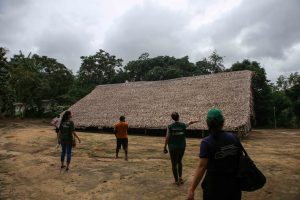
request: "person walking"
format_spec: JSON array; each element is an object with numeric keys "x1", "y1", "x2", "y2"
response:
[
  {"x1": 163, "y1": 112, "x2": 199, "y2": 186},
  {"x1": 187, "y1": 109, "x2": 242, "y2": 200},
  {"x1": 59, "y1": 111, "x2": 81, "y2": 171},
  {"x1": 114, "y1": 115, "x2": 129, "y2": 161}
]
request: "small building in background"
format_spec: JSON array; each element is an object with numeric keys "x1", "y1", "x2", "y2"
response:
[
  {"x1": 41, "y1": 99, "x2": 57, "y2": 113},
  {"x1": 13, "y1": 103, "x2": 26, "y2": 117}
]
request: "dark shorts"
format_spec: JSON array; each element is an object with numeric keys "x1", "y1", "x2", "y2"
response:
[{"x1": 116, "y1": 138, "x2": 128, "y2": 150}]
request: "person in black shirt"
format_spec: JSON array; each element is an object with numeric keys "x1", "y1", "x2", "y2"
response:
[{"x1": 187, "y1": 109, "x2": 242, "y2": 200}]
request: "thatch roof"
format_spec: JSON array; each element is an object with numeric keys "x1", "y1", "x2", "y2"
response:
[{"x1": 69, "y1": 70, "x2": 253, "y2": 131}]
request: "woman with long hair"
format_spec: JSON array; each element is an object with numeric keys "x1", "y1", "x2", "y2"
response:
[
  {"x1": 59, "y1": 110, "x2": 81, "y2": 171},
  {"x1": 187, "y1": 109, "x2": 242, "y2": 200}
]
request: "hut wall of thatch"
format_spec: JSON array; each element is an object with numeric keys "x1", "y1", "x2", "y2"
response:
[{"x1": 69, "y1": 70, "x2": 253, "y2": 132}]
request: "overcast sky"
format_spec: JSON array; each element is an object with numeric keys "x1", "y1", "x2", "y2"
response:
[{"x1": 0, "y1": 0, "x2": 299, "y2": 82}]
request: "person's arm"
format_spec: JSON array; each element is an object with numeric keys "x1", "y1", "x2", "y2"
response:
[
  {"x1": 51, "y1": 118, "x2": 57, "y2": 126},
  {"x1": 70, "y1": 121, "x2": 80, "y2": 143},
  {"x1": 187, "y1": 158, "x2": 208, "y2": 200},
  {"x1": 73, "y1": 132, "x2": 81, "y2": 143},
  {"x1": 57, "y1": 130, "x2": 61, "y2": 144},
  {"x1": 187, "y1": 120, "x2": 199, "y2": 126},
  {"x1": 164, "y1": 127, "x2": 170, "y2": 152},
  {"x1": 114, "y1": 125, "x2": 117, "y2": 136}
]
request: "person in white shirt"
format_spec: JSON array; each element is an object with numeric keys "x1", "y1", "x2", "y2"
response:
[{"x1": 51, "y1": 115, "x2": 61, "y2": 147}]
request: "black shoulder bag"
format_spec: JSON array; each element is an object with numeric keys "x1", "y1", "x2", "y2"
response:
[{"x1": 237, "y1": 143, "x2": 266, "y2": 191}]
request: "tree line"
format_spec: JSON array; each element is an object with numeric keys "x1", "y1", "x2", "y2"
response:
[{"x1": 0, "y1": 47, "x2": 299, "y2": 127}]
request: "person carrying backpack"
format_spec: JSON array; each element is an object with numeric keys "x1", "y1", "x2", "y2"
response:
[{"x1": 187, "y1": 109, "x2": 242, "y2": 200}]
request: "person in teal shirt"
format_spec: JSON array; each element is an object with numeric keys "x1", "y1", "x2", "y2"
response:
[{"x1": 164, "y1": 112, "x2": 199, "y2": 185}]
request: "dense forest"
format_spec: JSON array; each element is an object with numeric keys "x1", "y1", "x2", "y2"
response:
[{"x1": 0, "y1": 47, "x2": 299, "y2": 128}]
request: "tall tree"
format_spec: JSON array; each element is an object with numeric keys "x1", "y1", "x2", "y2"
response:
[
  {"x1": 124, "y1": 54, "x2": 194, "y2": 81},
  {"x1": 194, "y1": 51, "x2": 225, "y2": 75},
  {"x1": 138, "y1": 52, "x2": 150, "y2": 60},
  {"x1": 78, "y1": 49, "x2": 123, "y2": 87},
  {"x1": 0, "y1": 47, "x2": 14, "y2": 116},
  {"x1": 195, "y1": 58, "x2": 212, "y2": 75},
  {"x1": 230, "y1": 60, "x2": 273, "y2": 127},
  {"x1": 175, "y1": 56, "x2": 195, "y2": 77},
  {"x1": 276, "y1": 72, "x2": 300, "y2": 91},
  {"x1": 273, "y1": 72, "x2": 300, "y2": 126},
  {"x1": 9, "y1": 52, "x2": 42, "y2": 107},
  {"x1": 276, "y1": 75, "x2": 288, "y2": 90},
  {"x1": 272, "y1": 89, "x2": 294, "y2": 127},
  {"x1": 208, "y1": 50, "x2": 225, "y2": 73},
  {"x1": 8, "y1": 52, "x2": 74, "y2": 115},
  {"x1": 31, "y1": 54, "x2": 74, "y2": 104},
  {"x1": 285, "y1": 73, "x2": 300, "y2": 123}
]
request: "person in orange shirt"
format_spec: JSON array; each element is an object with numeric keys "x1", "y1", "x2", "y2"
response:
[{"x1": 114, "y1": 115, "x2": 128, "y2": 160}]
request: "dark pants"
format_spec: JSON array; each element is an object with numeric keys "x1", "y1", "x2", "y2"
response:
[
  {"x1": 61, "y1": 141, "x2": 72, "y2": 163},
  {"x1": 169, "y1": 148, "x2": 185, "y2": 182},
  {"x1": 202, "y1": 175, "x2": 241, "y2": 200}
]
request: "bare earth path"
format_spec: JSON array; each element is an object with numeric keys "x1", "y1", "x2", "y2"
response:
[{"x1": 0, "y1": 119, "x2": 299, "y2": 200}]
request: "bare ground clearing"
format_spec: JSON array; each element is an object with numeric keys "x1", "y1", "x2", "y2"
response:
[{"x1": 0, "y1": 119, "x2": 299, "y2": 200}]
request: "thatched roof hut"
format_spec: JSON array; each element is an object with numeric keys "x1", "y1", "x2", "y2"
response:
[{"x1": 69, "y1": 70, "x2": 253, "y2": 132}]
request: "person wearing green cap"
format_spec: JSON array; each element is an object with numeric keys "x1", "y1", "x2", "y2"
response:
[
  {"x1": 163, "y1": 112, "x2": 199, "y2": 186},
  {"x1": 187, "y1": 109, "x2": 242, "y2": 200}
]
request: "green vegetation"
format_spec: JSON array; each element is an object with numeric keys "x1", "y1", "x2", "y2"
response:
[{"x1": 0, "y1": 47, "x2": 299, "y2": 127}]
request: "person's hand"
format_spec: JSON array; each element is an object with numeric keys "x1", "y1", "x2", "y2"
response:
[
  {"x1": 186, "y1": 190, "x2": 194, "y2": 200},
  {"x1": 163, "y1": 147, "x2": 168, "y2": 154},
  {"x1": 188, "y1": 120, "x2": 199, "y2": 125}
]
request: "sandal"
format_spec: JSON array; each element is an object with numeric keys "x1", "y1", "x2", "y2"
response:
[
  {"x1": 179, "y1": 178, "x2": 185, "y2": 185},
  {"x1": 61, "y1": 165, "x2": 66, "y2": 169},
  {"x1": 65, "y1": 168, "x2": 69, "y2": 171},
  {"x1": 173, "y1": 181, "x2": 180, "y2": 186}
]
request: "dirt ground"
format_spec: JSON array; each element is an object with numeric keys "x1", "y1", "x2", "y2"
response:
[{"x1": 0, "y1": 119, "x2": 299, "y2": 200}]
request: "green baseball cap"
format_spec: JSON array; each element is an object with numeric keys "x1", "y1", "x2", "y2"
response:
[{"x1": 207, "y1": 108, "x2": 224, "y2": 126}]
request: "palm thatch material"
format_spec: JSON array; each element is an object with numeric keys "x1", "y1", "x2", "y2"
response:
[{"x1": 69, "y1": 70, "x2": 253, "y2": 132}]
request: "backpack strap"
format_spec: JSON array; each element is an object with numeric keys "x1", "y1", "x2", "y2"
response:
[{"x1": 228, "y1": 132, "x2": 250, "y2": 157}]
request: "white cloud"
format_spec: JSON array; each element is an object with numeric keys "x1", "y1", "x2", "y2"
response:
[{"x1": 0, "y1": 0, "x2": 299, "y2": 81}]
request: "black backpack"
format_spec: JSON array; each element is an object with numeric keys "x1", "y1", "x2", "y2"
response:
[{"x1": 237, "y1": 144, "x2": 266, "y2": 191}]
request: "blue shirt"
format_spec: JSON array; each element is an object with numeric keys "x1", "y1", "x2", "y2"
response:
[
  {"x1": 199, "y1": 132, "x2": 240, "y2": 159},
  {"x1": 199, "y1": 132, "x2": 241, "y2": 175}
]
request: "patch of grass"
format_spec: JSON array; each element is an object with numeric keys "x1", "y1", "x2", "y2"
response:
[
  {"x1": 45, "y1": 151, "x2": 60, "y2": 157},
  {"x1": 87, "y1": 151, "x2": 98, "y2": 158},
  {"x1": 28, "y1": 137, "x2": 42, "y2": 145},
  {"x1": 0, "y1": 162, "x2": 11, "y2": 174},
  {"x1": 0, "y1": 178, "x2": 10, "y2": 199},
  {"x1": 79, "y1": 140, "x2": 111, "y2": 158},
  {"x1": 183, "y1": 156, "x2": 197, "y2": 168},
  {"x1": 103, "y1": 149, "x2": 115, "y2": 154},
  {"x1": 0, "y1": 154, "x2": 15, "y2": 161}
]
